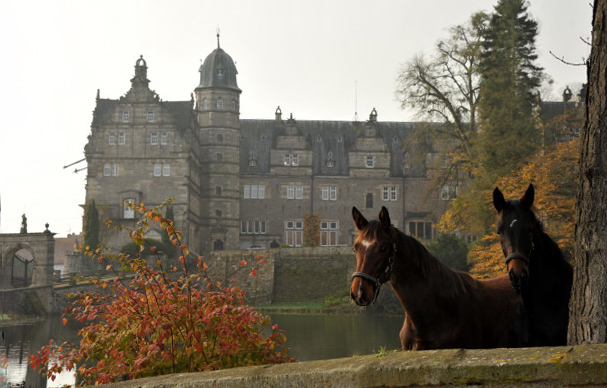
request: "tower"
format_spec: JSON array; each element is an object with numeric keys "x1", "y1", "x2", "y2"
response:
[{"x1": 195, "y1": 34, "x2": 242, "y2": 251}]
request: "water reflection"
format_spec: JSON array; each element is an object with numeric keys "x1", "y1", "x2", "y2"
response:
[
  {"x1": 0, "y1": 313, "x2": 404, "y2": 386},
  {"x1": 1, "y1": 318, "x2": 79, "y2": 388},
  {"x1": 268, "y1": 313, "x2": 404, "y2": 361}
]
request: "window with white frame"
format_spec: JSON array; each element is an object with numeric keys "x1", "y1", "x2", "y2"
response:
[
  {"x1": 118, "y1": 132, "x2": 126, "y2": 145},
  {"x1": 285, "y1": 220, "x2": 304, "y2": 247},
  {"x1": 284, "y1": 154, "x2": 299, "y2": 166},
  {"x1": 217, "y1": 97, "x2": 223, "y2": 110},
  {"x1": 321, "y1": 185, "x2": 337, "y2": 201},
  {"x1": 108, "y1": 133, "x2": 115, "y2": 145},
  {"x1": 153, "y1": 163, "x2": 162, "y2": 177},
  {"x1": 232, "y1": 99, "x2": 237, "y2": 111},
  {"x1": 366, "y1": 156, "x2": 375, "y2": 168},
  {"x1": 122, "y1": 111, "x2": 129, "y2": 123},
  {"x1": 382, "y1": 186, "x2": 398, "y2": 201},
  {"x1": 112, "y1": 163, "x2": 119, "y2": 176},
  {"x1": 287, "y1": 185, "x2": 303, "y2": 199},
  {"x1": 440, "y1": 184, "x2": 458, "y2": 200},
  {"x1": 147, "y1": 111, "x2": 155, "y2": 122},
  {"x1": 160, "y1": 132, "x2": 168, "y2": 145},
  {"x1": 408, "y1": 221, "x2": 434, "y2": 240},
  {"x1": 123, "y1": 198, "x2": 136, "y2": 219},
  {"x1": 162, "y1": 163, "x2": 170, "y2": 177},
  {"x1": 244, "y1": 184, "x2": 265, "y2": 199},
  {"x1": 103, "y1": 163, "x2": 111, "y2": 176},
  {"x1": 320, "y1": 221, "x2": 339, "y2": 246},
  {"x1": 150, "y1": 132, "x2": 159, "y2": 145},
  {"x1": 241, "y1": 220, "x2": 267, "y2": 235}
]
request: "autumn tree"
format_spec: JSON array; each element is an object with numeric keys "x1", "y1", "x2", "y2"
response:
[
  {"x1": 303, "y1": 213, "x2": 321, "y2": 247},
  {"x1": 465, "y1": 137, "x2": 579, "y2": 278},
  {"x1": 569, "y1": 0, "x2": 607, "y2": 345},
  {"x1": 83, "y1": 199, "x2": 100, "y2": 250},
  {"x1": 478, "y1": 0, "x2": 544, "y2": 182},
  {"x1": 30, "y1": 203, "x2": 291, "y2": 384},
  {"x1": 395, "y1": 12, "x2": 486, "y2": 174}
]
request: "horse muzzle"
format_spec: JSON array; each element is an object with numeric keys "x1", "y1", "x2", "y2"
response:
[{"x1": 505, "y1": 252, "x2": 530, "y2": 294}]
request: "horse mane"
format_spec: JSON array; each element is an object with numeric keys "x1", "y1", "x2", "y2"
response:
[{"x1": 393, "y1": 227, "x2": 475, "y2": 298}]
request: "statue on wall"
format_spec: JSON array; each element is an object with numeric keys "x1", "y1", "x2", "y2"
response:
[{"x1": 20, "y1": 213, "x2": 27, "y2": 234}]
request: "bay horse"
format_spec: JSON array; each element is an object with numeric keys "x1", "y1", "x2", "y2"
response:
[
  {"x1": 493, "y1": 184, "x2": 572, "y2": 346},
  {"x1": 351, "y1": 206, "x2": 523, "y2": 350}
]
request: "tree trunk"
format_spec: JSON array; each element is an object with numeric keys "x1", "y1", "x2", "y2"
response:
[{"x1": 569, "y1": 0, "x2": 607, "y2": 345}]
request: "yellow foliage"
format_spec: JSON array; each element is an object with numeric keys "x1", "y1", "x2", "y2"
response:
[{"x1": 462, "y1": 137, "x2": 579, "y2": 278}]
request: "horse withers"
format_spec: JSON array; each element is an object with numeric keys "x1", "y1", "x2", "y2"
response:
[
  {"x1": 351, "y1": 206, "x2": 523, "y2": 350},
  {"x1": 493, "y1": 184, "x2": 573, "y2": 346}
]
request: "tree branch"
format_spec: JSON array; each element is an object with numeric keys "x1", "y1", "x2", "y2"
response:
[{"x1": 549, "y1": 50, "x2": 587, "y2": 66}]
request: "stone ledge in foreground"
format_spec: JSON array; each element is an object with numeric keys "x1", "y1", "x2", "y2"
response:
[{"x1": 97, "y1": 344, "x2": 607, "y2": 388}]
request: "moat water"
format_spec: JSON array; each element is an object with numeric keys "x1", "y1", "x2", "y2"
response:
[{"x1": 0, "y1": 313, "x2": 403, "y2": 387}]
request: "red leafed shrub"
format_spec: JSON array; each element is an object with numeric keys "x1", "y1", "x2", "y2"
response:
[{"x1": 29, "y1": 201, "x2": 292, "y2": 385}]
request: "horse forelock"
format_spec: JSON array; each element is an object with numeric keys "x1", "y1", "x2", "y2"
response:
[{"x1": 501, "y1": 199, "x2": 545, "y2": 232}]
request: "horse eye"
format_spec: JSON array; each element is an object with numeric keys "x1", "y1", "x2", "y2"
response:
[{"x1": 379, "y1": 245, "x2": 387, "y2": 252}]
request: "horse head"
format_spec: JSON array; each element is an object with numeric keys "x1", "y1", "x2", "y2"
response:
[
  {"x1": 350, "y1": 206, "x2": 396, "y2": 306},
  {"x1": 493, "y1": 184, "x2": 535, "y2": 294}
]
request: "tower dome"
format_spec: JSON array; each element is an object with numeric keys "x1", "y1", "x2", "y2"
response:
[{"x1": 196, "y1": 34, "x2": 240, "y2": 92}]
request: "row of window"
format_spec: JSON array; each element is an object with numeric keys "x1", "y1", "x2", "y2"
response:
[
  {"x1": 243, "y1": 184, "x2": 397, "y2": 202},
  {"x1": 103, "y1": 163, "x2": 171, "y2": 177},
  {"x1": 280, "y1": 154, "x2": 375, "y2": 168},
  {"x1": 108, "y1": 132, "x2": 169, "y2": 146},
  {"x1": 241, "y1": 220, "x2": 340, "y2": 247},
  {"x1": 198, "y1": 98, "x2": 237, "y2": 111},
  {"x1": 121, "y1": 110, "x2": 156, "y2": 123}
]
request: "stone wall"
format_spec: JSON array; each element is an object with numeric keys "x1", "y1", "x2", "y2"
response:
[
  {"x1": 94, "y1": 344, "x2": 607, "y2": 388},
  {"x1": 271, "y1": 247, "x2": 355, "y2": 303},
  {"x1": 204, "y1": 246, "x2": 355, "y2": 305},
  {"x1": 0, "y1": 285, "x2": 54, "y2": 317}
]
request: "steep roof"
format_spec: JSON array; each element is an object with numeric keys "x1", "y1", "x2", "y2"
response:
[{"x1": 196, "y1": 46, "x2": 240, "y2": 92}]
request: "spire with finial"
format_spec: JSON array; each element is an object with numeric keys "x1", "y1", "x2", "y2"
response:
[{"x1": 216, "y1": 27, "x2": 221, "y2": 48}]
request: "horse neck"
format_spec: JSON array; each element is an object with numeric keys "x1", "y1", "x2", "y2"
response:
[{"x1": 389, "y1": 230, "x2": 469, "y2": 314}]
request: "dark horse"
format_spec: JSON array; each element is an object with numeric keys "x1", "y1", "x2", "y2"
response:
[
  {"x1": 350, "y1": 206, "x2": 522, "y2": 350},
  {"x1": 493, "y1": 184, "x2": 573, "y2": 346}
]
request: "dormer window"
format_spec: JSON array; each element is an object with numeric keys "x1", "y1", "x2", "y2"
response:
[
  {"x1": 366, "y1": 156, "x2": 375, "y2": 168},
  {"x1": 326, "y1": 152, "x2": 335, "y2": 168},
  {"x1": 284, "y1": 154, "x2": 299, "y2": 166},
  {"x1": 215, "y1": 68, "x2": 224, "y2": 78}
]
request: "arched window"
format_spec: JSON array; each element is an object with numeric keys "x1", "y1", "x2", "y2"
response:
[
  {"x1": 213, "y1": 240, "x2": 224, "y2": 251},
  {"x1": 123, "y1": 198, "x2": 136, "y2": 219},
  {"x1": 366, "y1": 193, "x2": 373, "y2": 209}
]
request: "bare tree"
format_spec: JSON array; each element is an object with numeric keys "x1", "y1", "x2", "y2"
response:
[
  {"x1": 395, "y1": 12, "x2": 487, "y2": 169},
  {"x1": 569, "y1": 0, "x2": 607, "y2": 345}
]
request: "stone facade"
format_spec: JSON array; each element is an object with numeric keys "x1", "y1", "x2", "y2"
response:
[{"x1": 84, "y1": 41, "x2": 468, "y2": 254}]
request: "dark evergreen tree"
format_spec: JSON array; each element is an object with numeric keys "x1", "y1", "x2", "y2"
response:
[
  {"x1": 83, "y1": 200, "x2": 100, "y2": 250},
  {"x1": 478, "y1": 0, "x2": 543, "y2": 181}
]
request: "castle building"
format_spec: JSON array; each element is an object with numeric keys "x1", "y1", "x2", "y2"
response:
[{"x1": 84, "y1": 41, "x2": 467, "y2": 253}]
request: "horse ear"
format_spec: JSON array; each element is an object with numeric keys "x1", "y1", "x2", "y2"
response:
[
  {"x1": 379, "y1": 206, "x2": 392, "y2": 232},
  {"x1": 352, "y1": 207, "x2": 368, "y2": 231},
  {"x1": 521, "y1": 183, "x2": 535, "y2": 209},
  {"x1": 493, "y1": 187, "x2": 506, "y2": 212}
]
